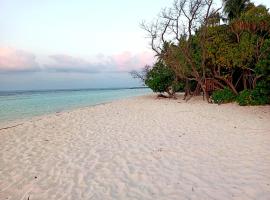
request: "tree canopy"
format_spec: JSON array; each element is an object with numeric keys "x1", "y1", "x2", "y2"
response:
[{"x1": 133, "y1": 0, "x2": 270, "y2": 105}]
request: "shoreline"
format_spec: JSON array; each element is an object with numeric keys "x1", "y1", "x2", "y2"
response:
[
  {"x1": 1, "y1": 93, "x2": 269, "y2": 130},
  {"x1": 0, "y1": 94, "x2": 152, "y2": 129}
]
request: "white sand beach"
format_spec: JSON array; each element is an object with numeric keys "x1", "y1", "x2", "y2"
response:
[{"x1": 0, "y1": 94, "x2": 270, "y2": 200}]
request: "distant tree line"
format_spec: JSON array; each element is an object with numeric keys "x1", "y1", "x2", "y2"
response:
[{"x1": 131, "y1": 0, "x2": 270, "y2": 105}]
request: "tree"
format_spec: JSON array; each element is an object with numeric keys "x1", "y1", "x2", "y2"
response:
[
  {"x1": 135, "y1": 0, "x2": 270, "y2": 105},
  {"x1": 223, "y1": 0, "x2": 251, "y2": 21},
  {"x1": 144, "y1": 61, "x2": 176, "y2": 98},
  {"x1": 231, "y1": 5, "x2": 270, "y2": 89},
  {"x1": 205, "y1": 25, "x2": 239, "y2": 94},
  {"x1": 130, "y1": 65, "x2": 151, "y2": 83},
  {"x1": 141, "y1": 0, "x2": 221, "y2": 102}
]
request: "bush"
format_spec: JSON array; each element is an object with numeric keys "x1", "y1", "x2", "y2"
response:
[
  {"x1": 145, "y1": 61, "x2": 175, "y2": 94},
  {"x1": 255, "y1": 80, "x2": 270, "y2": 96},
  {"x1": 251, "y1": 90, "x2": 269, "y2": 105},
  {"x1": 236, "y1": 89, "x2": 253, "y2": 106},
  {"x1": 212, "y1": 87, "x2": 236, "y2": 104},
  {"x1": 236, "y1": 81, "x2": 270, "y2": 106},
  {"x1": 172, "y1": 81, "x2": 185, "y2": 92}
]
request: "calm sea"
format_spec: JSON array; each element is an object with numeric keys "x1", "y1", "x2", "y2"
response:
[{"x1": 0, "y1": 87, "x2": 151, "y2": 122}]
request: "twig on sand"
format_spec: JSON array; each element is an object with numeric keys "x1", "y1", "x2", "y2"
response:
[{"x1": 0, "y1": 123, "x2": 23, "y2": 131}]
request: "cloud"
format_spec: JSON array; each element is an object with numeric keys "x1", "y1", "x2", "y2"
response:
[
  {"x1": 47, "y1": 51, "x2": 154, "y2": 73},
  {"x1": 112, "y1": 51, "x2": 154, "y2": 72},
  {"x1": 46, "y1": 54, "x2": 102, "y2": 73},
  {"x1": 0, "y1": 47, "x2": 39, "y2": 72},
  {"x1": 0, "y1": 47, "x2": 154, "y2": 74}
]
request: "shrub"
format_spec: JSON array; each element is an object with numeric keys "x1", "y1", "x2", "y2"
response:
[
  {"x1": 145, "y1": 61, "x2": 175, "y2": 94},
  {"x1": 172, "y1": 81, "x2": 185, "y2": 92},
  {"x1": 236, "y1": 89, "x2": 253, "y2": 106},
  {"x1": 236, "y1": 81, "x2": 270, "y2": 106},
  {"x1": 255, "y1": 80, "x2": 270, "y2": 96},
  {"x1": 212, "y1": 87, "x2": 236, "y2": 104},
  {"x1": 251, "y1": 89, "x2": 270, "y2": 105}
]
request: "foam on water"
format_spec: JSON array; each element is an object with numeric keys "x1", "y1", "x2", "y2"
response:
[{"x1": 0, "y1": 88, "x2": 151, "y2": 122}]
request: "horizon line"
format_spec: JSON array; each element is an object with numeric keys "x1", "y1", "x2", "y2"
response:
[{"x1": 0, "y1": 86, "x2": 148, "y2": 93}]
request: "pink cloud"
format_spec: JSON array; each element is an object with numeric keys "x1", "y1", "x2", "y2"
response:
[
  {"x1": 0, "y1": 47, "x2": 39, "y2": 72},
  {"x1": 47, "y1": 51, "x2": 155, "y2": 73},
  {"x1": 112, "y1": 51, "x2": 154, "y2": 71},
  {"x1": 0, "y1": 48, "x2": 154, "y2": 73},
  {"x1": 136, "y1": 51, "x2": 155, "y2": 67},
  {"x1": 47, "y1": 54, "x2": 107, "y2": 73}
]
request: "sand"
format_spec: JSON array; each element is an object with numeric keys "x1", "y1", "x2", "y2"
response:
[{"x1": 0, "y1": 94, "x2": 270, "y2": 200}]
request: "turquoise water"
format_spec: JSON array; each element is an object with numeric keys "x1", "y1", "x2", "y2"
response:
[{"x1": 0, "y1": 88, "x2": 151, "y2": 122}]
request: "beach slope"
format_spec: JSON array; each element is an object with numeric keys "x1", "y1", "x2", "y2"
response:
[{"x1": 0, "y1": 95, "x2": 270, "y2": 200}]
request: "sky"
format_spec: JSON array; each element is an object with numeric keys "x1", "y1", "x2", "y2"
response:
[{"x1": 0, "y1": 0, "x2": 270, "y2": 91}]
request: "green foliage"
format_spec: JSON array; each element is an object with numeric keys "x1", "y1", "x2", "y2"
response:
[
  {"x1": 145, "y1": 62, "x2": 175, "y2": 93},
  {"x1": 251, "y1": 80, "x2": 270, "y2": 105},
  {"x1": 239, "y1": 5, "x2": 270, "y2": 28},
  {"x1": 256, "y1": 80, "x2": 270, "y2": 96},
  {"x1": 190, "y1": 35, "x2": 202, "y2": 71},
  {"x1": 206, "y1": 25, "x2": 236, "y2": 70},
  {"x1": 212, "y1": 81, "x2": 270, "y2": 106},
  {"x1": 223, "y1": 0, "x2": 251, "y2": 20},
  {"x1": 236, "y1": 89, "x2": 253, "y2": 105},
  {"x1": 236, "y1": 81, "x2": 270, "y2": 105},
  {"x1": 162, "y1": 42, "x2": 192, "y2": 79},
  {"x1": 256, "y1": 39, "x2": 270, "y2": 80},
  {"x1": 212, "y1": 87, "x2": 237, "y2": 104},
  {"x1": 231, "y1": 32, "x2": 257, "y2": 69},
  {"x1": 138, "y1": 1, "x2": 270, "y2": 106},
  {"x1": 172, "y1": 81, "x2": 185, "y2": 92}
]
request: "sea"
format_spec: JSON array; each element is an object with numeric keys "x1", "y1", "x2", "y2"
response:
[{"x1": 0, "y1": 87, "x2": 151, "y2": 123}]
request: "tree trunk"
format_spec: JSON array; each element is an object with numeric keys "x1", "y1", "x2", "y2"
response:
[
  {"x1": 253, "y1": 75, "x2": 262, "y2": 89},
  {"x1": 243, "y1": 71, "x2": 247, "y2": 90},
  {"x1": 214, "y1": 76, "x2": 238, "y2": 95},
  {"x1": 196, "y1": 79, "x2": 211, "y2": 103},
  {"x1": 183, "y1": 79, "x2": 191, "y2": 100},
  {"x1": 166, "y1": 88, "x2": 177, "y2": 99},
  {"x1": 201, "y1": 84, "x2": 210, "y2": 103}
]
